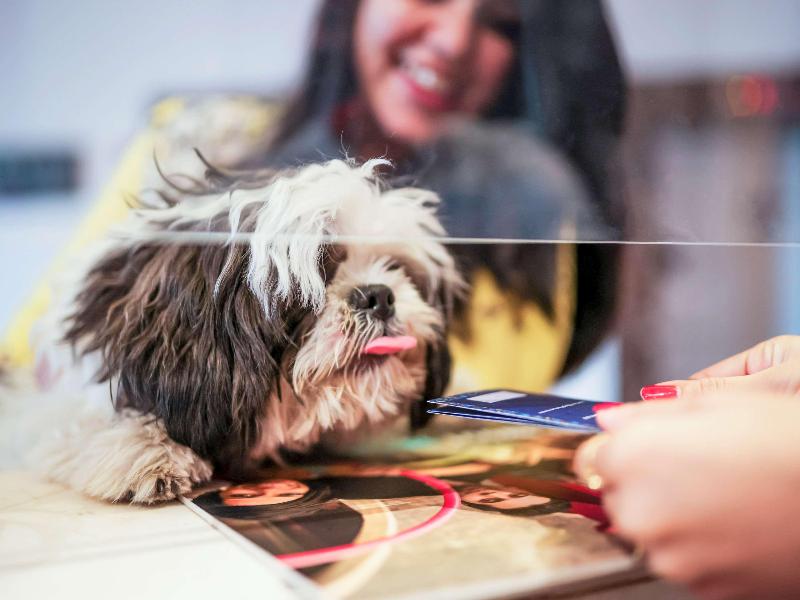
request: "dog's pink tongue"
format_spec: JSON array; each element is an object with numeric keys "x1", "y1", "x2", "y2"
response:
[{"x1": 362, "y1": 336, "x2": 418, "y2": 356}]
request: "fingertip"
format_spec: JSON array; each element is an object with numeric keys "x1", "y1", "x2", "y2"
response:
[{"x1": 595, "y1": 404, "x2": 638, "y2": 431}]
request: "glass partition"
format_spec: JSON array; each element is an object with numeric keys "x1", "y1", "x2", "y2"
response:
[{"x1": 2, "y1": 0, "x2": 799, "y2": 403}]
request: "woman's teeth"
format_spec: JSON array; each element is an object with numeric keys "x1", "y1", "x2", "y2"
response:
[{"x1": 404, "y1": 62, "x2": 450, "y2": 94}]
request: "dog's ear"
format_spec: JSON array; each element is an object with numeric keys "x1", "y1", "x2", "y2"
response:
[
  {"x1": 411, "y1": 340, "x2": 452, "y2": 431},
  {"x1": 64, "y1": 240, "x2": 291, "y2": 469},
  {"x1": 408, "y1": 234, "x2": 463, "y2": 432}
]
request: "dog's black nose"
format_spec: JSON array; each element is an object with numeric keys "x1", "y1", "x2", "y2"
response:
[{"x1": 349, "y1": 284, "x2": 396, "y2": 321}]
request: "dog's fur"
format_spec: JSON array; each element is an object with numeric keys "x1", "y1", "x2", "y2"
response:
[{"x1": 3, "y1": 159, "x2": 461, "y2": 503}]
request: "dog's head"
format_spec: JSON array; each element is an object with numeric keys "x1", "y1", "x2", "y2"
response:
[{"x1": 64, "y1": 159, "x2": 462, "y2": 471}]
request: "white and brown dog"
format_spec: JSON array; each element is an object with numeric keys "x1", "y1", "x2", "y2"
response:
[{"x1": 3, "y1": 159, "x2": 462, "y2": 503}]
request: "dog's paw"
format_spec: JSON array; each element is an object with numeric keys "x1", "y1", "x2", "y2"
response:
[
  {"x1": 34, "y1": 408, "x2": 214, "y2": 505},
  {"x1": 122, "y1": 455, "x2": 213, "y2": 504}
]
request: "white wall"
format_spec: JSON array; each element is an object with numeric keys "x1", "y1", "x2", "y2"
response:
[
  {"x1": 607, "y1": 0, "x2": 800, "y2": 80},
  {"x1": 0, "y1": 0, "x2": 320, "y2": 196},
  {"x1": 0, "y1": 1, "x2": 320, "y2": 330}
]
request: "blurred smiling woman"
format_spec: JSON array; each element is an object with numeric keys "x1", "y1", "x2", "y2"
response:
[
  {"x1": 342, "y1": 0, "x2": 518, "y2": 149},
  {"x1": 3, "y1": 0, "x2": 626, "y2": 396}
]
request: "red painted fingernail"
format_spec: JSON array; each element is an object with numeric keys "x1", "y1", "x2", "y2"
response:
[
  {"x1": 592, "y1": 402, "x2": 623, "y2": 413},
  {"x1": 640, "y1": 385, "x2": 677, "y2": 400}
]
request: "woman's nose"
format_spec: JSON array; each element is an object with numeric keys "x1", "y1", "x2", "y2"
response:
[{"x1": 426, "y1": 0, "x2": 478, "y2": 60}]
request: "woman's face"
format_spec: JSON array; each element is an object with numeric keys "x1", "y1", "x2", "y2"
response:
[
  {"x1": 462, "y1": 486, "x2": 551, "y2": 510},
  {"x1": 354, "y1": 0, "x2": 518, "y2": 144},
  {"x1": 220, "y1": 479, "x2": 310, "y2": 507}
]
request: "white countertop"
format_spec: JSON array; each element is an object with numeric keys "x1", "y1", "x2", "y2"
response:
[{"x1": 0, "y1": 470, "x2": 691, "y2": 600}]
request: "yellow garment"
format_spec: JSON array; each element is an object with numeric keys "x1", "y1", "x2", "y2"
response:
[
  {"x1": 2, "y1": 97, "x2": 576, "y2": 390},
  {"x1": 448, "y1": 247, "x2": 575, "y2": 393}
]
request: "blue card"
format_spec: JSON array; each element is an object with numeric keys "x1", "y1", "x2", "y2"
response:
[{"x1": 428, "y1": 389, "x2": 604, "y2": 432}]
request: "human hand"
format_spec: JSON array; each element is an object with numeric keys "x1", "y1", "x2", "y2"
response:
[
  {"x1": 575, "y1": 392, "x2": 800, "y2": 599},
  {"x1": 640, "y1": 336, "x2": 800, "y2": 406}
]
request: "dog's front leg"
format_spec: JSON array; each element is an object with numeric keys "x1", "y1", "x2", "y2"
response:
[{"x1": 32, "y1": 406, "x2": 212, "y2": 504}]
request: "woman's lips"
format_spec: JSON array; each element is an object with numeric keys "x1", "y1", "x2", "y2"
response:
[{"x1": 398, "y1": 64, "x2": 458, "y2": 112}]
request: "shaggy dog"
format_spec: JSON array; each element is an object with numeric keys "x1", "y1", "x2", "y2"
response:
[{"x1": 3, "y1": 159, "x2": 461, "y2": 503}]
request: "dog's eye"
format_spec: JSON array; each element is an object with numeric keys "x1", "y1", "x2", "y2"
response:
[
  {"x1": 321, "y1": 244, "x2": 347, "y2": 284},
  {"x1": 385, "y1": 257, "x2": 433, "y2": 300}
]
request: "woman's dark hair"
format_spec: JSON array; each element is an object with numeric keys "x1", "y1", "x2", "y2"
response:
[
  {"x1": 194, "y1": 482, "x2": 333, "y2": 521},
  {"x1": 266, "y1": 0, "x2": 627, "y2": 373}
]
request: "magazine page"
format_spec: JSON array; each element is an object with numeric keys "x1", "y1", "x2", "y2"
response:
[{"x1": 186, "y1": 424, "x2": 643, "y2": 599}]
